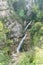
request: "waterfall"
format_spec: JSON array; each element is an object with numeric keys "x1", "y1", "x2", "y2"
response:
[
  {"x1": 17, "y1": 34, "x2": 27, "y2": 53},
  {"x1": 17, "y1": 21, "x2": 32, "y2": 53},
  {"x1": 24, "y1": 21, "x2": 32, "y2": 31}
]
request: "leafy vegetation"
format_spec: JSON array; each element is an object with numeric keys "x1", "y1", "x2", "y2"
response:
[
  {"x1": 16, "y1": 51, "x2": 35, "y2": 65},
  {"x1": 16, "y1": 25, "x2": 43, "y2": 65},
  {"x1": 0, "y1": 0, "x2": 43, "y2": 65},
  {"x1": 29, "y1": 5, "x2": 43, "y2": 22},
  {"x1": 30, "y1": 22, "x2": 43, "y2": 47},
  {"x1": 0, "y1": 51, "x2": 10, "y2": 65},
  {"x1": 16, "y1": 48, "x2": 43, "y2": 65}
]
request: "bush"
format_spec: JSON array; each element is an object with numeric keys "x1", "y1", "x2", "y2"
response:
[
  {"x1": 30, "y1": 22, "x2": 43, "y2": 46},
  {"x1": 16, "y1": 48, "x2": 43, "y2": 65},
  {"x1": 16, "y1": 51, "x2": 35, "y2": 65},
  {"x1": 0, "y1": 51, "x2": 10, "y2": 65},
  {"x1": 34, "y1": 47, "x2": 43, "y2": 65},
  {"x1": 29, "y1": 5, "x2": 43, "y2": 22},
  {"x1": 0, "y1": 21, "x2": 13, "y2": 54}
]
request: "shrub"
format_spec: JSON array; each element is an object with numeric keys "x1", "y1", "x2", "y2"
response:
[
  {"x1": 0, "y1": 21, "x2": 13, "y2": 54},
  {"x1": 34, "y1": 47, "x2": 43, "y2": 65},
  {"x1": 30, "y1": 22, "x2": 43, "y2": 47},
  {"x1": 30, "y1": 5, "x2": 43, "y2": 22},
  {"x1": 16, "y1": 51, "x2": 35, "y2": 65},
  {"x1": 0, "y1": 51, "x2": 10, "y2": 65}
]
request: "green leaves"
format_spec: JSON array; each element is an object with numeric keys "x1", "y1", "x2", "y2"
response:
[
  {"x1": 0, "y1": 52, "x2": 10, "y2": 65},
  {"x1": 16, "y1": 51, "x2": 34, "y2": 65},
  {"x1": 0, "y1": 21, "x2": 13, "y2": 54},
  {"x1": 30, "y1": 22, "x2": 43, "y2": 46},
  {"x1": 0, "y1": 22, "x2": 6, "y2": 42},
  {"x1": 30, "y1": 4, "x2": 43, "y2": 22},
  {"x1": 0, "y1": 32, "x2": 6, "y2": 42},
  {"x1": 0, "y1": 63, "x2": 2, "y2": 65},
  {"x1": 0, "y1": 21, "x2": 3, "y2": 31},
  {"x1": 19, "y1": 9, "x2": 25, "y2": 17},
  {"x1": 34, "y1": 47, "x2": 43, "y2": 65}
]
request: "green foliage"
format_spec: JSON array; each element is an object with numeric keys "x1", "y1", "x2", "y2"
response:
[
  {"x1": 30, "y1": 5, "x2": 43, "y2": 22},
  {"x1": 0, "y1": 21, "x2": 3, "y2": 31},
  {"x1": 0, "y1": 21, "x2": 13, "y2": 54},
  {"x1": 0, "y1": 21, "x2": 6, "y2": 42},
  {"x1": 30, "y1": 22, "x2": 43, "y2": 46},
  {"x1": 16, "y1": 51, "x2": 35, "y2": 65},
  {"x1": 0, "y1": 1, "x2": 43, "y2": 65},
  {"x1": 33, "y1": 47, "x2": 43, "y2": 65},
  {"x1": 0, "y1": 51, "x2": 10, "y2": 65},
  {"x1": 30, "y1": 22, "x2": 42, "y2": 35},
  {"x1": 19, "y1": 9, "x2": 25, "y2": 17},
  {"x1": 12, "y1": 0, "x2": 27, "y2": 21},
  {"x1": 16, "y1": 48, "x2": 43, "y2": 65},
  {"x1": 37, "y1": 11, "x2": 43, "y2": 22},
  {"x1": 0, "y1": 32, "x2": 6, "y2": 42},
  {"x1": 3, "y1": 47, "x2": 10, "y2": 54},
  {"x1": 0, "y1": 21, "x2": 11, "y2": 65}
]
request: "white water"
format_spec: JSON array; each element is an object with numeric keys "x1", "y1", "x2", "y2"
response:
[
  {"x1": 17, "y1": 21, "x2": 32, "y2": 53},
  {"x1": 17, "y1": 34, "x2": 27, "y2": 53}
]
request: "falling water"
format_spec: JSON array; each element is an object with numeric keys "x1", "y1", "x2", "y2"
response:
[{"x1": 17, "y1": 21, "x2": 32, "y2": 53}]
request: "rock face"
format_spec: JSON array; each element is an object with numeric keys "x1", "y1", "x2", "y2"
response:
[
  {"x1": 5, "y1": 19, "x2": 22, "y2": 38},
  {"x1": 0, "y1": 0, "x2": 33, "y2": 38},
  {"x1": 26, "y1": 0, "x2": 33, "y2": 16},
  {"x1": 0, "y1": 0, "x2": 23, "y2": 52},
  {"x1": 0, "y1": 0, "x2": 9, "y2": 17},
  {"x1": 0, "y1": 0, "x2": 23, "y2": 38},
  {"x1": 11, "y1": 21, "x2": 22, "y2": 38},
  {"x1": 0, "y1": 0, "x2": 31, "y2": 51}
]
